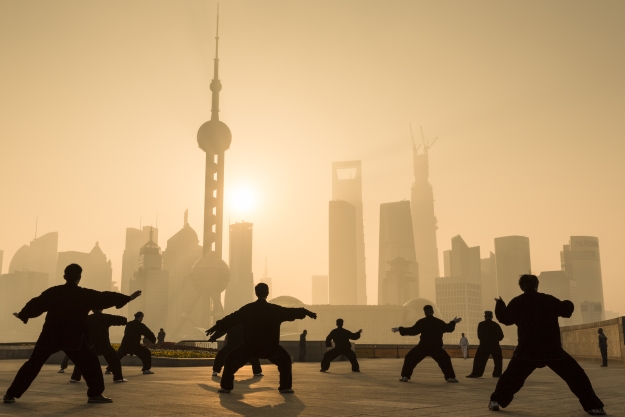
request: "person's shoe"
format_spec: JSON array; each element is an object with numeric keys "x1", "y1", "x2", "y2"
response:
[
  {"x1": 279, "y1": 389, "x2": 294, "y2": 394},
  {"x1": 142, "y1": 370, "x2": 154, "y2": 375},
  {"x1": 466, "y1": 374, "x2": 479, "y2": 378},
  {"x1": 320, "y1": 369, "x2": 327, "y2": 373},
  {"x1": 446, "y1": 378, "x2": 459, "y2": 383},
  {"x1": 488, "y1": 401, "x2": 500, "y2": 411},
  {"x1": 254, "y1": 373, "x2": 264, "y2": 377},
  {"x1": 58, "y1": 369, "x2": 65, "y2": 373},
  {"x1": 352, "y1": 369, "x2": 360, "y2": 372},
  {"x1": 399, "y1": 377, "x2": 409, "y2": 382},
  {"x1": 88, "y1": 395, "x2": 113, "y2": 403},
  {"x1": 212, "y1": 371, "x2": 219, "y2": 376},
  {"x1": 113, "y1": 379, "x2": 128, "y2": 383},
  {"x1": 3, "y1": 395, "x2": 16, "y2": 404},
  {"x1": 218, "y1": 388, "x2": 231, "y2": 393},
  {"x1": 69, "y1": 379, "x2": 79, "y2": 383},
  {"x1": 586, "y1": 408, "x2": 606, "y2": 415},
  {"x1": 104, "y1": 370, "x2": 112, "y2": 375}
]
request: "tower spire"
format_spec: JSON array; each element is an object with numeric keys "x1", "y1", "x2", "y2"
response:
[{"x1": 210, "y1": 3, "x2": 222, "y2": 121}]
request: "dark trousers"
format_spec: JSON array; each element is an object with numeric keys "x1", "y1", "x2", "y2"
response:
[
  {"x1": 113, "y1": 344, "x2": 151, "y2": 371},
  {"x1": 73, "y1": 346, "x2": 123, "y2": 381},
  {"x1": 60, "y1": 354, "x2": 71, "y2": 369},
  {"x1": 299, "y1": 347, "x2": 306, "y2": 362},
  {"x1": 7, "y1": 341, "x2": 104, "y2": 398},
  {"x1": 213, "y1": 344, "x2": 262, "y2": 374},
  {"x1": 491, "y1": 353, "x2": 604, "y2": 411},
  {"x1": 470, "y1": 345, "x2": 503, "y2": 377},
  {"x1": 401, "y1": 345, "x2": 455, "y2": 380},
  {"x1": 321, "y1": 347, "x2": 359, "y2": 371},
  {"x1": 600, "y1": 346, "x2": 608, "y2": 366},
  {"x1": 221, "y1": 345, "x2": 292, "y2": 391}
]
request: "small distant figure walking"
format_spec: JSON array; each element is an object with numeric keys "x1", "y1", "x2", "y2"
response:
[
  {"x1": 466, "y1": 311, "x2": 504, "y2": 378},
  {"x1": 110, "y1": 312, "x2": 156, "y2": 375},
  {"x1": 392, "y1": 304, "x2": 461, "y2": 383},
  {"x1": 157, "y1": 328, "x2": 166, "y2": 345},
  {"x1": 299, "y1": 330, "x2": 307, "y2": 362},
  {"x1": 320, "y1": 319, "x2": 361, "y2": 373},
  {"x1": 459, "y1": 333, "x2": 469, "y2": 359},
  {"x1": 488, "y1": 274, "x2": 605, "y2": 415},
  {"x1": 598, "y1": 328, "x2": 608, "y2": 367},
  {"x1": 209, "y1": 323, "x2": 263, "y2": 377},
  {"x1": 206, "y1": 283, "x2": 317, "y2": 394}
]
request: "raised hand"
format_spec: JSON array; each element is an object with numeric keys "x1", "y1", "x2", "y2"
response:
[
  {"x1": 205, "y1": 326, "x2": 217, "y2": 337},
  {"x1": 129, "y1": 290, "x2": 142, "y2": 301},
  {"x1": 306, "y1": 311, "x2": 317, "y2": 320},
  {"x1": 12, "y1": 312, "x2": 19, "y2": 319},
  {"x1": 391, "y1": 327, "x2": 400, "y2": 333},
  {"x1": 453, "y1": 317, "x2": 462, "y2": 323},
  {"x1": 494, "y1": 297, "x2": 503, "y2": 302}
]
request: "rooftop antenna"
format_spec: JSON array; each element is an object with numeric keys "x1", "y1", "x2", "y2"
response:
[
  {"x1": 184, "y1": 209, "x2": 189, "y2": 227},
  {"x1": 409, "y1": 124, "x2": 422, "y2": 153},
  {"x1": 156, "y1": 214, "x2": 158, "y2": 229},
  {"x1": 420, "y1": 126, "x2": 438, "y2": 152},
  {"x1": 264, "y1": 257, "x2": 268, "y2": 278},
  {"x1": 140, "y1": 216, "x2": 142, "y2": 230},
  {"x1": 34, "y1": 217, "x2": 38, "y2": 240}
]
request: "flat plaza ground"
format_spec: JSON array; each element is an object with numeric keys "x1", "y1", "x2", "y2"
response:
[{"x1": 0, "y1": 358, "x2": 623, "y2": 416}]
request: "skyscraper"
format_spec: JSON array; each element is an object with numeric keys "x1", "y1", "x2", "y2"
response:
[
  {"x1": 328, "y1": 200, "x2": 357, "y2": 305},
  {"x1": 56, "y1": 242, "x2": 113, "y2": 292},
  {"x1": 9, "y1": 232, "x2": 58, "y2": 287},
  {"x1": 410, "y1": 128, "x2": 440, "y2": 301},
  {"x1": 121, "y1": 226, "x2": 158, "y2": 297},
  {"x1": 561, "y1": 236, "x2": 604, "y2": 323},
  {"x1": 480, "y1": 252, "x2": 498, "y2": 313},
  {"x1": 224, "y1": 222, "x2": 254, "y2": 314},
  {"x1": 378, "y1": 201, "x2": 419, "y2": 305},
  {"x1": 332, "y1": 160, "x2": 367, "y2": 305},
  {"x1": 311, "y1": 275, "x2": 329, "y2": 304}
]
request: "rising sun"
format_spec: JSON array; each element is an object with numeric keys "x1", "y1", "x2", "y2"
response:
[{"x1": 229, "y1": 186, "x2": 257, "y2": 213}]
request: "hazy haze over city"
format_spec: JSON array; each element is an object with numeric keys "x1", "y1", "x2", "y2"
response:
[{"x1": 1, "y1": 0, "x2": 624, "y2": 314}]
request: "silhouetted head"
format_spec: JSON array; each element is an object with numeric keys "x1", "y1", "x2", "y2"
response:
[
  {"x1": 160, "y1": 328, "x2": 164, "y2": 332},
  {"x1": 518, "y1": 274, "x2": 539, "y2": 292},
  {"x1": 336, "y1": 318, "x2": 344, "y2": 328},
  {"x1": 134, "y1": 311, "x2": 144, "y2": 322},
  {"x1": 255, "y1": 283, "x2": 269, "y2": 299},
  {"x1": 63, "y1": 264, "x2": 82, "y2": 284},
  {"x1": 423, "y1": 305, "x2": 434, "y2": 316},
  {"x1": 303, "y1": 330, "x2": 307, "y2": 335},
  {"x1": 598, "y1": 328, "x2": 603, "y2": 334},
  {"x1": 462, "y1": 333, "x2": 465, "y2": 337},
  {"x1": 92, "y1": 309, "x2": 103, "y2": 314},
  {"x1": 484, "y1": 311, "x2": 493, "y2": 320}
]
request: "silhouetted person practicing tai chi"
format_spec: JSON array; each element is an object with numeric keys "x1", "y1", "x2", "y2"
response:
[
  {"x1": 459, "y1": 333, "x2": 469, "y2": 359},
  {"x1": 320, "y1": 319, "x2": 361, "y2": 372},
  {"x1": 70, "y1": 309, "x2": 127, "y2": 384},
  {"x1": 209, "y1": 323, "x2": 263, "y2": 377},
  {"x1": 157, "y1": 328, "x2": 166, "y2": 345},
  {"x1": 3, "y1": 263, "x2": 141, "y2": 404},
  {"x1": 392, "y1": 305, "x2": 461, "y2": 383},
  {"x1": 206, "y1": 283, "x2": 317, "y2": 394},
  {"x1": 108, "y1": 311, "x2": 156, "y2": 375},
  {"x1": 299, "y1": 330, "x2": 307, "y2": 362},
  {"x1": 488, "y1": 274, "x2": 605, "y2": 415},
  {"x1": 467, "y1": 311, "x2": 504, "y2": 379},
  {"x1": 598, "y1": 328, "x2": 608, "y2": 367}
]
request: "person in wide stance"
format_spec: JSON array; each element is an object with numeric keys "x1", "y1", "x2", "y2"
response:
[
  {"x1": 209, "y1": 323, "x2": 263, "y2": 377},
  {"x1": 109, "y1": 312, "x2": 156, "y2": 375},
  {"x1": 206, "y1": 283, "x2": 317, "y2": 394},
  {"x1": 320, "y1": 319, "x2": 361, "y2": 373},
  {"x1": 392, "y1": 305, "x2": 461, "y2": 383},
  {"x1": 3, "y1": 264, "x2": 141, "y2": 404},
  {"x1": 488, "y1": 274, "x2": 605, "y2": 415},
  {"x1": 466, "y1": 311, "x2": 504, "y2": 378}
]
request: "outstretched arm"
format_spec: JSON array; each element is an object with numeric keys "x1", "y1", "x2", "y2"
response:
[
  {"x1": 206, "y1": 310, "x2": 243, "y2": 338},
  {"x1": 14, "y1": 292, "x2": 50, "y2": 324},
  {"x1": 278, "y1": 307, "x2": 316, "y2": 323},
  {"x1": 494, "y1": 297, "x2": 515, "y2": 326},
  {"x1": 557, "y1": 300, "x2": 574, "y2": 318},
  {"x1": 397, "y1": 321, "x2": 422, "y2": 336},
  {"x1": 325, "y1": 330, "x2": 334, "y2": 347},
  {"x1": 106, "y1": 315, "x2": 128, "y2": 327},
  {"x1": 350, "y1": 329, "x2": 362, "y2": 340},
  {"x1": 142, "y1": 324, "x2": 157, "y2": 344}
]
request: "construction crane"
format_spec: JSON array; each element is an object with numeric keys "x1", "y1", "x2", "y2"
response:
[{"x1": 420, "y1": 125, "x2": 438, "y2": 152}]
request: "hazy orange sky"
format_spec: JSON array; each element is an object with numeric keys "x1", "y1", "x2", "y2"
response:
[{"x1": 1, "y1": 1, "x2": 623, "y2": 313}]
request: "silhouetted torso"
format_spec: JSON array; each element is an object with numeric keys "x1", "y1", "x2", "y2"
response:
[
  {"x1": 299, "y1": 332, "x2": 307, "y2": 348},
  {"x1": 477, "y1": 320, "x2": 504, "y2": 348},
  {"x1": 495, "y1": 289, "x2": 573, "y2": 360},
  {"x1": 157, "y1": 330, "x2": 166, "y2": 344},
  {"x1": 399, "y1": 315, "x2": 456, "y2": 350},
  {"x1": 121, "y1": 320, "x2": 156, "y2": 347},
  {"x1": 326, "y1": 328, "x2": 360, "y2": 349},
  {"x1": 86, "y1": 312, "x2": 127, "y2": 354},
  {"x1": 16, "y1": 283, "x2": 130, "y2": 351},
  {"x1": 598, "y1": 333, "x2": 608, "y2": 348}
]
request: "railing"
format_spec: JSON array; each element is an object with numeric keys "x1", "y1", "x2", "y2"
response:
[{"x1": 177, "y1": 340, "x2": 219, "y2": 350}]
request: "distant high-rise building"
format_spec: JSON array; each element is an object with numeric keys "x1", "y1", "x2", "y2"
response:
[
  {"x1": 329, "y1": 200, "x2": 357, "y2": 305},
  {"x1": 121, "y1": 226, "x2": 157, "y2": 296},
  {"x1": 311, "y1": 275, "x2": 329, "y2": 304},
  {"x1": 580, "y1": 301, "x2": 603, "y2": 324},
  {"x1": 561, "y1": 236, "x2": 604, "y2": 323},
  {"x1": 538, "y1": 270, "x2": 581, "y2": 326},
  {"x1": 378, "y1": 201, "x2": 419, "y2": 305},
  {"x1": 56, "y1": 242, "x2": 113, "y2": 292},
  {"x1": 332, "y1": 161, "x2": 366, "y2": 305},
  {"x1": 495, "y1": 235, "x2": 531, "y2": 344},
  {"x1": 0, "y1": 270, "x2": 48, "y2": 342},
  {"x1": 224, "y1": 222, "x2": 254, "y2": 314},
  {"x1": 9, "y1": 232, "x2": 58, "y2": 287},
  {"x1": 436, "y1": 235, "x2": 482, "y2": 344},
  {"x1": 410, "y1": 129, "x2": 440, "y2": 301},
  {"x1": 130, "y1": 229, "x2": 169, "y2": 330},
  {"x1": 480, "y1": 252, "x2": 498, "y2": 313}
]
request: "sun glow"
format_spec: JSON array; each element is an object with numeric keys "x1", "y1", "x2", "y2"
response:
[{"x1": 229, "y1": 186, "x2": 257, "y2": 213}]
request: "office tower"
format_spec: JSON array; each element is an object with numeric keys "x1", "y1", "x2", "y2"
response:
[
  {"x1": 332, "y1": 161, "x2": 366, "y2": 305},
  {"x1": 9, "y1": 232, "x2": 58, "y2": 287},
  {"x1": 0, "y1": 270, "x2": 48, "y2": 342},
  {"x1": 436, "y1": 235, "x2": 482, "y2": 344},
  {"x1": 378, "y1": 201, "x2": 419, "y2": 305},
  {"x1": 580, "y1": 301, "x2": 603, "y2": 323},
  {"x1": 561, "y1": 236, "x2": 604, "y2": 323},
  {"x1": 121, "y1": 226, "x2": 158, "y2": 296},
  {"x1": 538, "y1": 270, "x2": 581, "y2": 326},
  {"x1": 410, "y1": 128, "x2": 440, "y2": 302},
  {"x1": 480, "y1": 252, "x2": 498, "y2": 313},
  {"x1": 56, "y1": 242, "x2": 113, "y2": 292},
  {"x1": 329, "y1": 200, "x2": 357, "y2": 305},
  {"x1": 130, "y1": 229, "x2": 169, "y2": 330},
  {"x1": 224, "y1": 222, "x2": 254, "y2": 314},
  {"x1": 312, "y1": 275, "x2": 329, "y2": 304}
]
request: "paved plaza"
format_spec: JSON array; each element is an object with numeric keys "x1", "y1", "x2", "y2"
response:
[{"x1": 0, "y1": 358, "x2": 623, "y2": 416}]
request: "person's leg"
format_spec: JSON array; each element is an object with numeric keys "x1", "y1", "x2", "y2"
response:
[
  {"x1": 136, "y1": 346, "x2": 152, "y2": 371},
  {"x1": 70, "y1": 365, "x2": 83, "y2": 381},
  {"x1": 401, "y1": 346, "x2": 427, "y2": 379},
  {"x1": 221, "y1": 347, "x2": 250, "y2": 391},
  {"x1": 65, "y1": 342, "x2": 105, "y2": 398},
  {"x1": 490, "y1": 357, "x2": 537, "y2": 408},
  {"x1": 469, "y1": 345, "x2": 488, "y2": 377},
  {"x1": 431, "y1": 348, "x2": 456, "y2": 379},
  {"x1": 298, "y1": 348, "x2": 305, "y2": 362},
  {"x1": 103, "y1": 347, "x2": 124, "y2": 380},
  {"x1": 60, "y1": 354, "x2": 71, "y2": 370},
  {"x1": 6, "y1": 346, "x2": 55, "y2": 398},
  {"x1": 213, "y1": 345, "x2": 232, "y2": 373},
  {"x1": 492, "y1": 346, "x2": 503, "y2": 377},
  {"x1": 320, "y1": 347, "x2": 342, "y2": 371},
  {"x1": 462, "y1": 345, "x2": 468, "y2": 359},
  {"x1": 108, "y1": 345, "x2": 127, "y2": 373},
  {"x1": 268, "y1": 346, "x2": 293, "y2": 391},
  {"x1": 344, "y1": 348, "x2": 360, "y2": 371},
  {"x1": 547, "y1": 353, "x2": 604, "y2": 411},
  {"x1": 600, "y1": 347, "x2": 608, "y2": 366},
  {"x1": 249, "y1": 357, "x2": 263, "y2": 375}
]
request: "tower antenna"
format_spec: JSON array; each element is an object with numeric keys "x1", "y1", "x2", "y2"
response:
[
  {"x1": 34, "y1": 217, "x2": 38, "y2": 240},
  {"x1": 420, "y1": 126, "x2": 438, "y2": 152}
]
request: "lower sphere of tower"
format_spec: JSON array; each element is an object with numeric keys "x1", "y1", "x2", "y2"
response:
[
  {"x1": 191, "y1": 256, "x2": 230, "y2": 294},
  {"x1": 197, "y1": 119, "x2": 232, "y2": 153}
]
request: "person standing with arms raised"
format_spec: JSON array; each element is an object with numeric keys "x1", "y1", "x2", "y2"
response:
[
  {"x1": 320, "y1": 319, "x2": 361, "y2": 372},
  {"x1": 466, "y1": 311, "x2": 504, "y2": 378}
]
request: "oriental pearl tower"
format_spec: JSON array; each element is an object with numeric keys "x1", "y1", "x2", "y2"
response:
[{"x1": 191, "y1": 7, "x2": 231, "y2": 327}]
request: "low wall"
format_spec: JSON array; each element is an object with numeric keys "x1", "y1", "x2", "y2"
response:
[
  {"x1": 560, "y1": 317, "x2": 625, "y2": 365},
  {"x1": 0, "y1": 344, "x2": 34, "y2": 360},
  {"x1": 354, "y1": 344, "x2": 515, "y2": 359},
  {"x1": 44, "y1": 350, "x2": 216, "y2": 367}
]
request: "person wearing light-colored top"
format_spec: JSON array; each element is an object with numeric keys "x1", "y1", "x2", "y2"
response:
[{"x1": 459, "y1": 333, "x2": 470, "y2": 359}]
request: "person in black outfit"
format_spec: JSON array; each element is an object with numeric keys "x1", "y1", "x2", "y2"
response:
[
  {"x1": 70, "y1": 309, "x2": 127, "y2": 383},
  {"x1": 206, "y1": 283, "x2": 317, "y2": 394},
  {"x1": 3, "y1": 263, "x2": 140, "y2": 404},
  {"x1": 111, "y1": 311, "x2": 156, "y2": 374},
  {"x1": 392, "y1": 304, "x2": 461, "y2": 383},
  {"x1": 597, "y1": 328, "x2": 608, "y2": 367},
  {"x1": 209, "y1": 323, "x2": 263, "y2": 377},
  {"x1": 299, "y1": 330, "x2": 307, "y2": 362},
  {"x1": 320, "y1": 319, "x2": 361, "y2": 372},
  {"x1": 488, "y1": 274, "x2": 605, "y2": 415},
  {"x1": 157, "y1": 328, "x2": 166, "y2": 345},
  {"x1": 466, "y1": 311, "x2": 504, "y2": 378}
]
